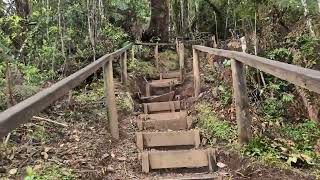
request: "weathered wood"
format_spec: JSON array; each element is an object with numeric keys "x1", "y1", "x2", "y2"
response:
[
  {"x1": 193, "y1": 48, "x2": 200, "y2": 97},
  {"x1": 155, "y1": 44, "x2": 159, "y2": 70},
  {"x1": 231, "y1": 59, "x2": 251, "y2": 144},
  {"x1": 146, "y1": 149, "x2": 211, "y2": 170},
  {"x1": 141, "y1": 91, "x2": 175, "y2": 103},
  {"x1": 135, "y1": 42, "x2": 175, "y2": 46},
  {"x1": 161, "y1": 71, "x2": 180, "y2": 79},
  {"x1": 193, "y1": 45, "x2": 320, "y2": 94},
  {"x1": 121, "y1": 51, "x2": 128, "y2": 85},
  {"x1": 179, "y1": 42, "x2": 185, "y2": 81},
  {"x1": 149, "y1": 78, "x2": 181, "y2": 88},
  {"x1": 0, "y1": 44, "x2": 132, "y2": 138},
  {"x1": 141, "y1": 152, "x2": 150, "y2": 173},
  {"x1": 143, "y1": 101, "x2": 181, "y2": 114},
  {"x1": 160, "y1": 174, "x2": 217, "y2": 180},
  {"x1": 136, "y1": 130, "x2": 200, "y2": 150},
  {"x1": 137, "y1": 111, "x2": 191, "y2": 131},
  {"x1": 104, "y1": 56, "x2": 119, "y2": 139}
]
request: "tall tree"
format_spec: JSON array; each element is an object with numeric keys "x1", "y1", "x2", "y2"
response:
[{"x1": 144, "y1": 0, "x2": 169, "y2": 42}]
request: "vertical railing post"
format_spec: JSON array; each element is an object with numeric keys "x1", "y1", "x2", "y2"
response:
[
  {"x1": 121, "y1": 51, "x2": 128, "y2": 86},
  {"x1": 178, "y1": 41, "x2": 185, "y2": 81},
  {"x1": 155, "y1": 43, "x2": 159, "y2": 70},
  {"x1": 193, "y1": 48, "x2": 200, "y2": 97},
  {"x1": 103, "y1": 56, "x2": 119, "y2": 139},
  {"x1": 131, "y1": 46, "x2": 135, "y2": 60},
  {"x1": 231, "y1": 59, "x2": 251, "y2": 144}
]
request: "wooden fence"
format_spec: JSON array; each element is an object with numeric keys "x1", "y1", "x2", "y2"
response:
[
  {"x1": 192, "y1": 45, "x2": 320, "y2": 144},
  {"x1": 0, "y1": 43, "x2": 133, "y2": 139}
]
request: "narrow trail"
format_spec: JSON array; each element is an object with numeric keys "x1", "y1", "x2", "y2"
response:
[{"x1": 134, "y1": 70, "x2": 216, "y2": 179}]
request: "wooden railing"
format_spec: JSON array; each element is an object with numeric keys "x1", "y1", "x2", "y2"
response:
[
  {"x1": 0, "y1": 43, "x2": 133, "y2": 139},
  {"x1": 192, "y1": 45, "x2": 320, "y2": 144}
]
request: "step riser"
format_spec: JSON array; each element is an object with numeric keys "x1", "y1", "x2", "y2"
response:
[
  {"x1": 137, "y1": 118, "x2": 192, "y2": 131},
  {"x1": 143, "y1": 101, "x2": 181, "y2": 114},
  {"x1": 141, "y1": 149, "x2": 216, "y2": 173},
  {"x1": 136, "y1": 130, "x2": 200, "y2": 151}
]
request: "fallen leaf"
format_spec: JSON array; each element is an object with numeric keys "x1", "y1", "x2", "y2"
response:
[
  {"x1": 117, "y1": 157, "x2": 127, "y2": 161},
  {"x1": 9, "y1": 168, "x2": 17, "y2": 175},
  {"x1": 41, "y1": 152, "x2": 49, "y2": 160},
  {"x1": 34, "y1": 164, "x2": 42, "y2": 171},
  {"x1": 111, "y1": 152, "x2": 115, "y2": 158},
  {"x1": 217, "y1": 162, "x2": 227, "y2": 168},
  {"x1": 107, "y1": 165, "x2": 115, "y2": 172},
  {"x1": 44, "y1": 147, "x2": 51, "y2": 153},
  {"x1": 102, "y1": 153, "x2": 109, "y2": 159}
]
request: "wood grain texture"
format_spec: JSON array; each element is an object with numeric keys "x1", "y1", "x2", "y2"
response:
[
  {"x1": 231, "y1": 59, "x2": 251, "y2": 144},
  {"x1": 0, "y1": 44, "x2": 132, "y2": 138},
  {"x1": 193, "y1": 49, "x2": 200, "y2": 97},
  {"x1": 193, "y1": 45, "x2": 320, "y2": 94},
  {"x1": 104, "y1": 57, "x2": 119, "y2": 139}
]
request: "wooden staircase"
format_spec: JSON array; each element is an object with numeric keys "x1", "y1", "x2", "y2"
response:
[{"x1": 135, "y1": 71, "x2": 216, "y2": 177}]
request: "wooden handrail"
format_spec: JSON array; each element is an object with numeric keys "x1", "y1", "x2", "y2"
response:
[
  {"x1": 192, "y1": 45, "x2": 320, "y2": 144},
  {"x1": 135, "y1": 42, "x2": 175, "y2": 46},
  {"x1": 0, "y1": 43, "x2": 133, "y2": 138},
  {"x1": 193, "y1": 45, "x2": 320, "y2": 94}
]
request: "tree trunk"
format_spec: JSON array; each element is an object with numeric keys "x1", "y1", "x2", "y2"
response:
[
  {"x1": 14, "y1": 0, "x2": 31, "y2": 18},
  {"x1": 300, "y1": 0, "x2": 315, "y2": 37},
  {"x1": 58, "y1": 0, "x2": 67, "y2": 75},
  {"x1": 144, "y1": 0, "x2": 169, "y2": 42}
]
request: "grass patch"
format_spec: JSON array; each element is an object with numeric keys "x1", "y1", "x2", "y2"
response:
[{"x1": 195, "y1": 101, "x2": 236, "y2": 141}]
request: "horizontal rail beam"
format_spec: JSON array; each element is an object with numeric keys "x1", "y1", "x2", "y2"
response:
[
  {"x1": 0, "y1": 43, "x2": 133, "y2": 138},
  {"x1": 135, "y1": 42, "x2": 175, "y2": 46},
  {"x1": 193, "y1": 45, "x2": 320, "y2": 94}
]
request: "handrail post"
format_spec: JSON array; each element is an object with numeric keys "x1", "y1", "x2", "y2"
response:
[
  {"x1": 121, "y1": 51, "x2": 128, "y2": 86},
  {"x1": 155, "y1": 43, "x2": 159, "y2": 70},
  {"x1": 231, "y1": 59, "x2": 251, "y2": 144},
  {"x1": 193, "y1": 48, "x2": 200, "y2": 97},
  {"x1": 178, "y1": 41, "x2": 185, "y2": 81},
  {"x1": 103, "y1": 56, "x2": 119, "y2": 139}
]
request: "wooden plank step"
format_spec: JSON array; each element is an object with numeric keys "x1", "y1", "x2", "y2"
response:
[
  {"x1": 141, "y1": 149, "x2": 216, "y2": 173},
  {"x1": 159, "y1": 173, "x2": 217, "y2": 180},
  {"x1": 160, "y1": 71, "x2": 181, "y2": 79},
  {"x1": 136, "y1": 130, "x2": 200, "y2": 151},
  {"x1": 137, "y1": 111, "x2": 192, "y2": 131},
  {"x1": 149, "y1": 78, "x2": 181, "y2": 88},
  {"x1": 141, "y1": 91, "x2": 175, "y2": 103},
  {"x1": 144, "y1": 101, "x2": 181, "y2": 114}
]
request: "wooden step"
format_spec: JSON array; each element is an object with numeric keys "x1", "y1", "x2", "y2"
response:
[
  {"x1": 149, "y1": 78, "x2": 181, "y2": 88},
  {"x1": 141, "y1": 149, "x2": 216, "y2": 173},
  {"x1": 160, "y1": 71, "x2": 181, "y2": 80},
  {"x1": 159, "y1": 174, "x2": 217, "y2": 180},
  {"x1": 141, "y1": 91, "x2": 175, "y2": 103},
  {"x1": 143, "y1": 101, "x2": 182, "y2": 114},
  {"x1": 137, "y1": 111, "x2": 192, "y2": 131},
  {"x1": 136, "y1": 130, "x2": 200, "y2": 151}
]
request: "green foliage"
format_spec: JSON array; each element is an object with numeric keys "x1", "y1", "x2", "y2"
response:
[
  {"x1": 128, "y1": 58, "x2": 157, "y2": 77},
  {"x1": 259, "y1": 80, "x2": 293, "y2": 121},
  {"x1": 217, "y1": 85, "x2": 232, "y2": 106},
  {"x1": 243, "y1": 120, "x2": 320, "y2": 167},
  {"x1": 26, "y1": 124, "x2": 49, "y2": 143},
  {"x1": 195, "y1": 102, "x2": 236, "y2": 140},
  {"x1": 293, "y1": 35, "x2": 320, "y2": 68},
  {"x1": 24, "y1": 165, "x2": 75, "y2": 180},
  {"x1": 268, "y1": 48, "x2": 293, "y2": 64},
  {"x1": 116, "y1": 92, "x2": 134, "y2": 113}
]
